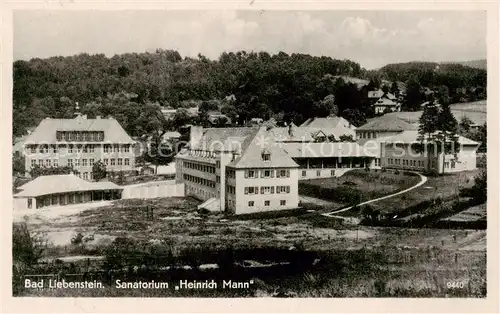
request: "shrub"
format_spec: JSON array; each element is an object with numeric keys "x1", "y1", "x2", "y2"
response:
[
  {"x1": 13, "y1": 223, "x2": 48, "y2": 266},
  {"x1": 71, "y1": 232, "x2": 84, "y2": 245},
  {"x1": 394, "y1": 170, "x2": 400, "y2": 175}
]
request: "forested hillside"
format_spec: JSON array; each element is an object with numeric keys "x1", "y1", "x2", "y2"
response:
[{"x1": 13, "y1": 50, "x2": 486, "y2": 137}]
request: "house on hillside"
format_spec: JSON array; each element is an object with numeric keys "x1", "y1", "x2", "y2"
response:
[
  {"x1": 175, "y1": 126, "x2": 299, "y2": 215},
  {"x1": 22, "y1": 113, "x2": 136, "y2": 180},
  {"x1": 368, "y1": 90, "x2": 401, "y2": 114},
  {"x1": 13, "y1": 174, "x2": 122, "y2": 210}
]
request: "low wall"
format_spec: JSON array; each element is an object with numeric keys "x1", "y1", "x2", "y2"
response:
[{"x1": 122, "y1": 180, "x2": 185, "y2": 199}]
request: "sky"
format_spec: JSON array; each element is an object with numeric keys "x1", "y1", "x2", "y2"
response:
[{"x1": 14, "y1": 10, "x2": 486, "y2": 69}]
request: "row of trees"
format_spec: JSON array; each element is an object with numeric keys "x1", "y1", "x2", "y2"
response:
[{"x1": 14, "y1": 50, "x2": 486, "y2": 137}]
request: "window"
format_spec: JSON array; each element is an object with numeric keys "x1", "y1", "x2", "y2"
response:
[
  {"x1": 248, "y1": 187, "x2": 255, "y2": 194},
  {"x1": 451, "y1": 160, "x2": 456, "y2": 169},
  {"x1": 68, "y1": 159, "x2": 73, "y2": 167},
  {"x1": 74, "y1": 159, "x2": 80, "y2": 167},
  {"x1": 246, "y1": 170, "x2": 256, "y2": 178},
  {"x1": 104, "y1": 158, "x2": 108, "y2": 166},
  {"x1": 45, "y1": 159, "x2": 51, "y2": 167},
  {"x1": 53, "y1": 145, "x2": 58, "y2": 153},
  {"x1": 104, "y1": 145, "x2": 111, "y2": 153},
  {"x1": 316, "y1": 170, "x2": 321, "y2": 177},
  {"x1": 216, "y1": 176, "x2": 220, "y2": 183},
  {"x1": 262, "y1": 170, "x2": 273, "y2": 178},
  {"x1": 31, "y1": 159, "x2": 36, "y2": 167},
  {"x1": 118, "y1": 158, "x2": 123, "y2": 166},
  {"x1": 280, "y1": 200, "x2": 286, "y2": 206},
  {"x1": 38, "y1": 160, "x2": 43, "y2": 166},
  {"x1": 276, "y1": 186, "x2": 290, "y2": 194},
  {"x1": 331, "y1": 170, "x2": 335, "y2": 176},
  {"x1": 113, "y1": 145, "x2": 119, "y2": 153},
  {"x1": 444, "y1": 162, "x2": 449, "y2": 168},
  {"x1": 83, "y1": 172, "x2": 88, "y2": 180},
  {"x1": 27, "y1": 198, "x2": 32, "y2": 209},
  {"x1": 216, "y1": 161, "x2": 221, "y2": 168},
  {"x1": 111, "y1": 159, "x2": 116, "y2": 166},
  {"x1": 30, "y1": 146, "x2": 36, "y2": 154},
  {"x1": 277, "y1": 169, "x2": 289, "y2": 178},
  {"x1": 89, "y1": 145, "x2": 95, "y2": 153},
  {"x1": 262, "y1": 152, "x2": 271, "y2": 161},
  {"x1": 248, "y1": 201, "x2": 254, "y2": 207},
  {"x1": 89, "y1": 159, "x2": 95, "y2": 166},
  {"x1": 53, "y1": 159, "x2": 58, "y2": 167},
  {"x1": 302, "y1": 170, "x2": 306, "y2": 177},
  {"x1": 124, "y1": 158, "x2": 130, "y2": 166},
  {"x1": 264, "y1": 200, "x2": 270, "y2": 206},
  {"x1": 82, "y1": 159, "x2": 88, "y2": 166}
]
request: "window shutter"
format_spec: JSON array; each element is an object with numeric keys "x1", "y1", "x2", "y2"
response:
[
  {"x1": 260, "y1": 170, "x2": 264, "y2": 178},
  {"x1": 271, "y1": 170, "x2": 274, "y2": 178},
  {"x1": 260, "y1": 187, "x2": 264, "y2": 194},
  {"x1": 287, "y1": 170, "x2": 290, "y2": 177},
  {"x1": 276, "y1": 186, "x2": 280, "y2": 194},
  {"x1": 286, "y1": 186, "x2": 290, "y2": 193},
  {"x1": 271, "y1": 186, "x2": 275, "y2": 194},
  {"x1": 276, "y1": 170, "x2": 280, "y2": 178},
  {"x1": 255, "y1": 187, "x2": 258, "y2": 195},
  {"x1": 244, "y1": 187, "x2": 248, "y2": 195}
]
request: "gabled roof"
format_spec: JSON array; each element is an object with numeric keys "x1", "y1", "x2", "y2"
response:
[
  {"x1": 227, "y1": 128, "x2": 298, "y2": 169},
  {"x1": 375, "y1": 98, "x2": 399, "y2": 106},
  {"x1": 357, "y1": 115, "x2": 418, "y2": 131},
  {"x1": 191, "y1": 127, "x2": 258, "y2": 152},
  {"x1": 299, "y1": 116, "x2": 355, "y2": 130},
  {"x1": 381, "y1": 130, "x2": 480, "y2": 146},
  {"x1": 24, "y1": 116, "x2": 134, "y2": 144},
  {"x1": 14, "y1": 174, "x2": 122, "y2": 198},
  {"x1": 269, "y1": 125, "x2": 356, "y2": 142}
]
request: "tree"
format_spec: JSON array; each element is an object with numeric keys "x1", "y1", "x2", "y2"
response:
[
  {"x1": 341, "y1": 109, "x2": 366, "y2": 127},
  {"x1": 390, "y1": 81, "x2": 400, "y2": 98},
  {"x1": 143, "y1": 141, "x2": 174, "y2": 174},
  {"x1": 13, "y1": 153, "x2": 25, "y2": 176},
  {"x1": 470, "y1": 170, "x2": 487, "y2": 204},
  {"x1": 29, "y1": 165, "x2": 78, "y2": 179},
  {"x1": 92, "y1": 160, "x2": 107, "y2": 182},
  {"x1": 459, "y1": 116, "x2": 473, "y2": 134},
  {"x1": 417, "y1": 101, "x2": 440, "y2": 171},
  {"x1": 436, "y1": 102, "x2": 459, "y2": 173},
  {"x1": 312, "y1": 94, "x2": 338, "y2": 117},
  {"x1": 403, "y1": 78, "x2": 423, "y2": 111}
]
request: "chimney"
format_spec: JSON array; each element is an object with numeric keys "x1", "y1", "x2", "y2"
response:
[{"x1": 189, "y1": 126, "x2": 204, "y2": 148}]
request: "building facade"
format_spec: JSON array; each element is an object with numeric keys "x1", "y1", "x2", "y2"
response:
[
  {"x1": 379, "y1": 130, "x2": 479, "y2": 174},
  {"x1": 175, "y1": 126, "x2": 299, "y2": 215},
  {"x1": 22, "y1": 115, "x2": 136, "y2": 180}
]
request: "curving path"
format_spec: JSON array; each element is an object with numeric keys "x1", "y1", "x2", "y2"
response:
[{"x1": 321, "y1": 171, "x2": 428, "y2": 222}]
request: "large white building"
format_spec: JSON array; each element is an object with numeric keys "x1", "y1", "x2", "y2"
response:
[
  {"x1": 22, "y1": 114, "x2": 136, "y2": 180},
  {"x1": 175, "y1": 126, "x2": 299, "y2": 215},
  {"x1": 355, "y1": 115, "x2": 480, "y2": 174}
]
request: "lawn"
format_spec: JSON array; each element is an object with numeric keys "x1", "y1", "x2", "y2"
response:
[
  {"x1": 299, "y1": 169, "x2": 421, "y2": 209},
  {"x1": 369, "y1": 170, "x2": 478, "y2": 215}
]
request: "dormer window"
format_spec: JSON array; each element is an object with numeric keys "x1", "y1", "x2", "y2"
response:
[{"x1": 261, "y1": 149, "x2": 271, "y2": 161}]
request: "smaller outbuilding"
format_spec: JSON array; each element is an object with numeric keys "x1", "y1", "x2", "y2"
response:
[{"x1": 13, "y1": 174, "x2": 123, "y2": 210}]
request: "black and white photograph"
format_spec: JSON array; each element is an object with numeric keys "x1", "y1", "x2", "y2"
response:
[{"x1": 5, "y1": 6, "x2": 493, "y2": 304}]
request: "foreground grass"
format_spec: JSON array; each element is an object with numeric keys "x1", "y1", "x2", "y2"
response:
[{"x1": 19, "y1": 244, "x2": 486, "y2": 297}]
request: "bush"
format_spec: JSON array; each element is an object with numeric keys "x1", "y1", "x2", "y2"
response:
[
  {"x1": 394, "y1": 170, "x2": 400, "y2": 175},
  {"x1": 13, "y1": 223, "x2": 47, "y2": 266},
  {"x1": 71, "y1": 232, "x2": 84, "y2": 245}
]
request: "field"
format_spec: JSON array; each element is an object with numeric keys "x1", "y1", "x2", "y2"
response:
[
  {"x1": 299, "y1": 169, "x2": 421, "y2": 211},
  {"x1": 14, "y1": 195, "x2": 486, "y2": 297},
  {"x1": 369, "y1": 170, "x2": 478, "y2": 215}
]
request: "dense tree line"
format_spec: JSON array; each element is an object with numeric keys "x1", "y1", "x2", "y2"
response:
[{"x1": 13, "y1": 50, "x2": 486, "y2": 137}]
